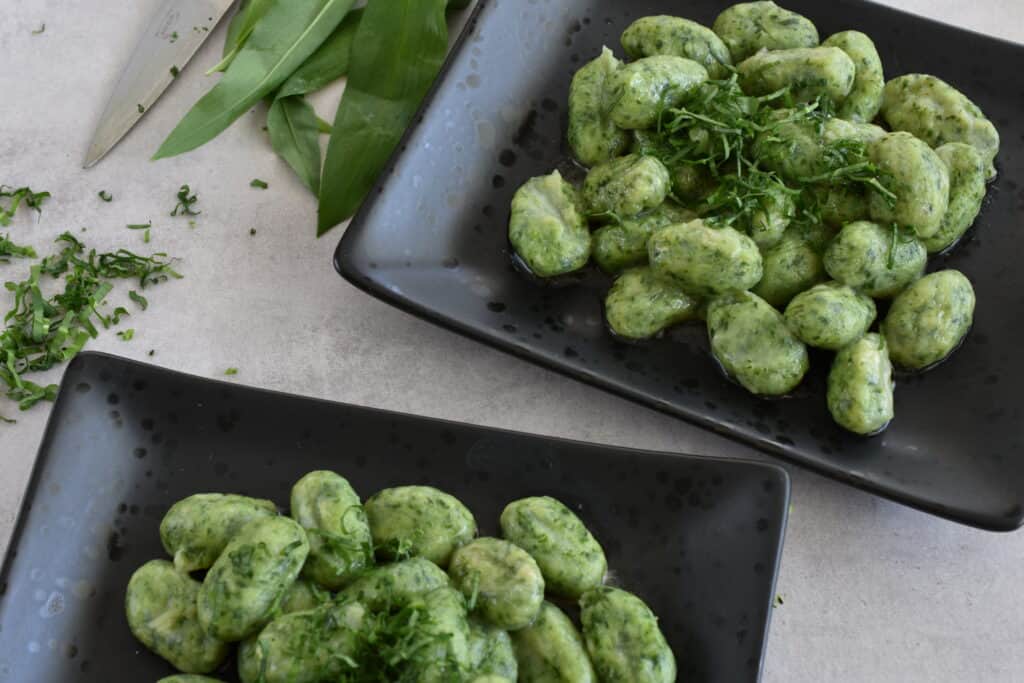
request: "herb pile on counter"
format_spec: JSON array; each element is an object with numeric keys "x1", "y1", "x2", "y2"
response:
[
  {"x1": 0, "y1": 185, "x2": 50, "y2": 226},
  {"x1": 0, "y1": 190, "x2": 182, "y2": 421},
  {"x1": 509, "y1": 1, "x2": 997, "y2": 435},
  {"x1": 155, "y1": 0, "x2": 471, "y2": 236},
  {"x1": 129, "y1": 471, "x2": 674, "y2": 683}
]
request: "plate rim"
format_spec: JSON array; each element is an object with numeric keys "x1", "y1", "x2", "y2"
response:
[
  {"x1": 1, "y1": 350, "x2": 792, "y2": 682},
  {"x1": 333, "y1": 0, "x2": 1024, "y2": 533}
]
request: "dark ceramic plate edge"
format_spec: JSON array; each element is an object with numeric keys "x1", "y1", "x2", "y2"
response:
[
  {"x1": 337, "y1": 245, "x2": 1019, "y2": 532},
  {"x1": 2, "y1": 351, "x2": 792, "y2": 668},
  {"x1": 333, "y1": 0, "x2": 1023, "y2": 532},
  {"x1": 0, "y1": 352, "x2": 792, "y2": 681}
]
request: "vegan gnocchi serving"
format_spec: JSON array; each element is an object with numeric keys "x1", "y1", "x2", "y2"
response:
[
  {"x1": 129, "y1": 472, "x2": 675, "y2": 683},
  {"x1": 509, "y1": 0, "x2": 996, "y2": 435}
]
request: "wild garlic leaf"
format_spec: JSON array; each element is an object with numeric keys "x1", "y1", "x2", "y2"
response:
[
  {"x1": 317, "y1": 0, "x2": 450, "y2": 235},
  {"x1": 267, "y1": 95, "x2": 323, "y2": 194},
  {"x1": 210, "y1": 0, "x2": 274, "y2": 74},
  {"x1": 276, "y1": 8, "x2": 362, "y2": 100},
  {"x1": 155, "y1": 0, "x2": 356, "y2": 160}
]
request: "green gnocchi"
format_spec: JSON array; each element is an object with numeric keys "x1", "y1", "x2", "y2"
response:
[
  {"x1": 511, "y1": 602, "x2": 596, "y2": 683},
  {"x1": 621, "y1": 15, "x2": 732, "y2": 79},
  {"x1": 509, "y1": 171, "x2": 591, "y2": 278},
  {"x1": 449, "y1": 537, "x2": 545, "y2": 630},
  {"x1": 608, "y1": 56, "x2": 708, "y2": 130},
  {"x1": 738, "y1": 47, "x2": 856, "y2": 104},
  {"x1": 500, "y1": 496, "x2": 607, "y2": 600},
  {"x1": 785, "y1": 281, "x2": 877, "y2": 350},
  {"x1": 126, "y1": 560, "x2": 229, "y2": 673},
  {"x1": 707, "y1": 291, "x2": 810, "y2": 396},
  {"x1": 881, "y1": 73, "x2": 1000, "y2": 179},
  {"x1": 882, "y1": 270, "x2": 976, "y2": 370},
  {"x1": 568, "y1": 47, "x2": 631, "y2": 166},
  {"x1": 506, "y1": 2, "x2": 995, "y2": 435},
  {"x1": 197, "y1": 515, "x2": 309, "y2": 641},
  {"x1": 291, "y1": 470, "x2": 374, "y2": 590},
  {"x1": 130, "y1": 474, "x2": 674, "y2": 681},
  {"x1": 605, "y1": 265, "x2": 702, "y2": 340},
  {"x1": 648, "y1": 219, "x2": 763, "y2": 297},
  {"x1": 365, "y1": 485, "x2": 477, "y2": 567},
  {"x1": 712, "y1": 1, "x2": 819, "y2": 62},
  {"x1": 159, "y1": 493, "x2": 277, "y2": 573},
  {"x1": 827, "y1": 333, "x2": 895, "y2": 435},
  {"x1": 583, "y1": 154, "x2": 671, "y2": 218},
  {"x1": 580, "y1": 587, "x2": 676, "y2": 683}
]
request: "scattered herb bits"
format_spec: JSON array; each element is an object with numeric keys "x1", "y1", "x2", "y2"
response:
[
  {"x1": 98, "y1": 190, "x2": 113, "y2": 202},
  {"x1": 0, "y1": 233, "x2": 181, "y2": 414},
  {"x1": 170, "y1": 184, "x2": 200, "y2": 216},
  {"x1": 129, "y1": 290, "x2": 148, "y2": 310},
  {"x1": 0, "y1": 185, "x2": 50, "y2": 226},
  {"x1": 0, "y1": 235, "x2": 37, "y2": 263},
  {"x1": 249, "y1": 178, "x2": 268, "y2": 190}
]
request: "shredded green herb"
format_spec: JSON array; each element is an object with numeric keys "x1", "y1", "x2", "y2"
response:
[
  {"x1": 126, "y1": 221, "x2": 151, "y2": 230},
  {"x1": 169, "y1": 31, "x2": 179, "y2": 42},
  {"x1": 117, "y1": 329, "x2": 135, "y2": 341},
  {"x1": 98, "y1": 190, "x2": 113, "y2": 202},
  {"x1": 137, "y1": 104, "x2": 145, "y2": 114},
  {"x1": 0, "y1": 186, "x2": 51, "y2": 226},
  {"x1": 170, "y1": 185, "x2": 200, "y2": 217},
  {"x1": 587, "y1": 209, "x2": 624, "y2": 225},
  {"x1": 796, "y1": 137, "x2": 897, "y2": 202},
  {"x1": 128, "y1": 290, "x2": 148, "y2": 310},
  {"x1": 250, "y1": 178, "x2": 269, "y2": 189},
  {"x1": 224, "y1": 367, "x2": 238, "y2": 376},
  {"x1": 335, "y1": 603, "x2": 456, "y2": 683},
  {"x1": 886, "y1": 223, "x2": 917, "y2": 269},
  {"x1": 170, "y1": 65, "x2": 180, "y2": 78},
  {"x1": 466, "y1": 572, "x2": 480, "y2": 611},
  {"x1": 641, "y1": 80, "x2": 895, "y2": 232},
  {"x1": 0, "y1": 235, "x2": 37, "y2": 263},
  {"x1": 110, "y1": 306, "x2": 129, "y2": 325},
  {"x1": 0, "y1": 233, "x2": 181, "y2": 412}
]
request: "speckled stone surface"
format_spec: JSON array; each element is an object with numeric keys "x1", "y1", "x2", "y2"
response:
[{"x1": 0, "y1": 1, "x2": 1022, "y2": 681}]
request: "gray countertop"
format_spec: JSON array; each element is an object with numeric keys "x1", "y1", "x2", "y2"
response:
[{"x1": 1, "y1": 1, "x2": 1022, "y2": 680}]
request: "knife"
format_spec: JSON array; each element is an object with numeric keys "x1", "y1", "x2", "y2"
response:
[{"x1": 83, "y1": 0, "x2": 237, "y2": 168}]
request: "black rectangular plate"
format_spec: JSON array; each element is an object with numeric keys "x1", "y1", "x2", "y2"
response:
[
  {"x1": 0, "y1": 352, "x2": 789, "y2": 683},
  {"x1": 335, "y1": 0, "x2": 1024, "y2": 531}
]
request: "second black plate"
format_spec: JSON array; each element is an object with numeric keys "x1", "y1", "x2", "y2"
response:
[
  {"x1": 0, "y1": 352, "x2": 788, "y2": 682},
  {"x1": 336, "y1": 0, "x2": 1024, "y2": 530}
]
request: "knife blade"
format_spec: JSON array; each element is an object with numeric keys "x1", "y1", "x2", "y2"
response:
[{"x1": 83, "y1": 0, "x2": 237, "y2": 168}]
